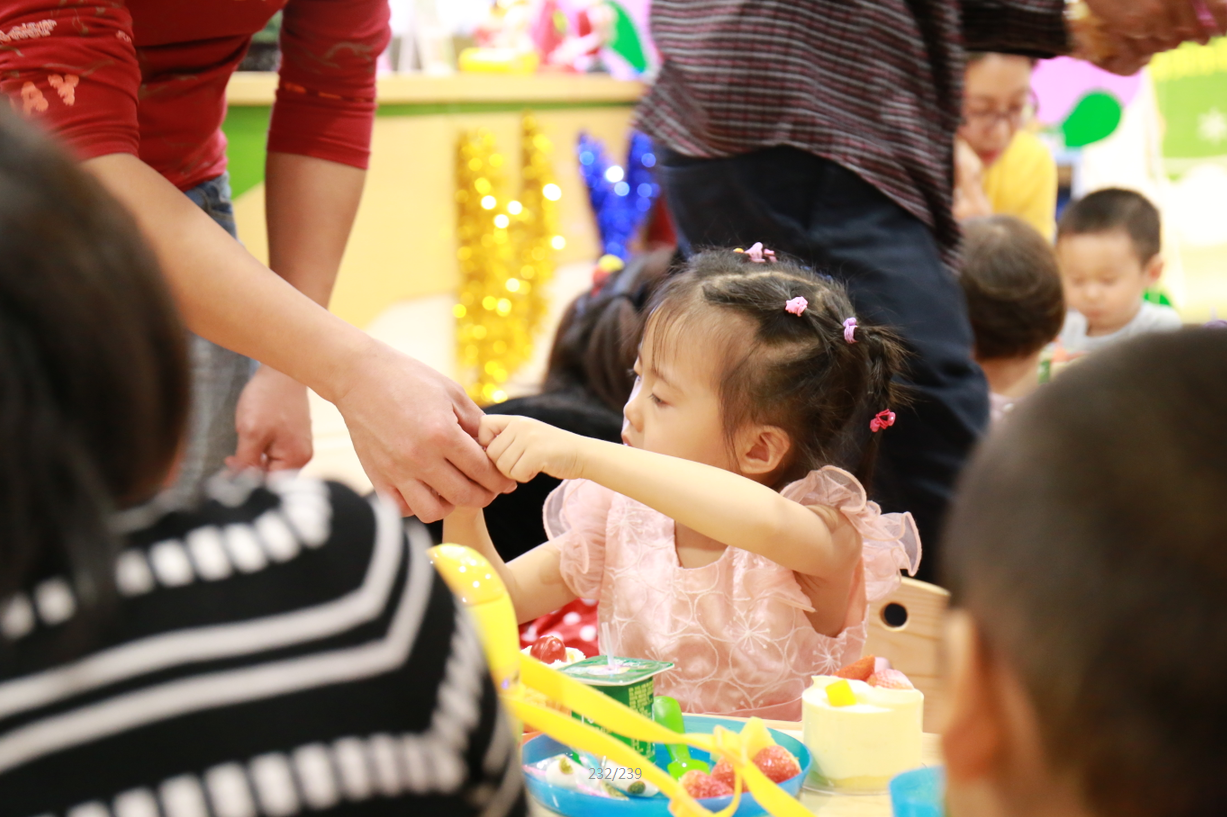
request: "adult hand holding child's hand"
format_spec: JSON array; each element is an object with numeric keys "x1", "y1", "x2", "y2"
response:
[
  {"x1": 479, "y1": 415, "x2": 585, "y2": 483},
  {"x1": 334, "y1": 341, "x2": 515, "y2": 521}
]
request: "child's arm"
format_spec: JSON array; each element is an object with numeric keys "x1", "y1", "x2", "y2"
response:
[
  {"x1": 442, "y1": 508, "x2": 579, "y2": 624},
  {"x1": 478, "y1": 416, "x2": 860, "y2": 579}
]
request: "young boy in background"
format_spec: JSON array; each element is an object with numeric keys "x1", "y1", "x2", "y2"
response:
[
  {"x1": 960, "y1": 216, "x2": 1064, "y2": 423},
  {"x1": 1055, "y1": 188, "x2": 1182, "y2": 355}
]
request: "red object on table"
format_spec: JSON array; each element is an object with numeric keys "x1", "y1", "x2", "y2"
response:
[{"x1": 520, "y1": 597, "x2": 600, "y2": 657}]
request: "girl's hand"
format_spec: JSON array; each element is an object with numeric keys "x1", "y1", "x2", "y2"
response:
[{"x1": 479, "y1": 415, "x2": 585, "y2": 482}]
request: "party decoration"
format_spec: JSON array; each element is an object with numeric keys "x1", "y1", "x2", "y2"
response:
[
  {"x1": 455, "y1": 114, "x2": 563, "y2": 405},
  {"x1": 1061, "y1": 90, "x2": 1124, "y2": 148},
  {"x1": 1031, "y1": 56, "x2": 1142, "y2": 149},
  {"x1": 1032, "y1": 56, "x2": 1142, "y2": 126},
  {"x1": 1151, "y1": 39, "x2": 1227, "y2": 167},
  {"x1": 577, "y1": 130, "x2": 660, "y2": 260},
  {"x1": 535, "y1": 0, "x2": 652, "y2": 77},
  {"x1": 607, "y1": 0, "x2": 648, "y2": 73}
]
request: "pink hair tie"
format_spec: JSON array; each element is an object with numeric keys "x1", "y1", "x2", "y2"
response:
[
  {"x1": 870, "y1": 409, "x2": 896, "y2": 433},
  {"x1": 843, "y1": 317, "x2": 858, "y2": 343},
  {"x1": 784, "y1": 296, "x2": 808, "y2": 316},
  {"x1": 735, "y1": 242, "x2": 776, "y2": 263}
]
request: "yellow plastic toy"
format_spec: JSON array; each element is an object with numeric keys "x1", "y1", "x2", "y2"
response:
[
  {"x1": 429, "y1": 544, "x2": 522, "y2": 694},
  {"x1": 429, "y1": 544, "x2": 810, "y2": 817}
]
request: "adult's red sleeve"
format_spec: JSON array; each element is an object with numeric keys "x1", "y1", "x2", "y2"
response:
[
  {"x1": 0, "y1": 2, "x2": 140, "y2": 161},
  {"x1": 269, "y1": 0, "x2": 391, "y2": 169}
]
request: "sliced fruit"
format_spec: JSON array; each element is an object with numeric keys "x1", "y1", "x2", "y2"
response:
[
  {"x1": 711, "y1": 759, "x2": 736, "y2": 790},
  {"x1": 825, "y1": 678, "x2": 857, "y2": 707},
  {"x1": 738, "y1": 717, "x2": 777, "y2": 760},
  {"x1": 529, "y1": 634, "x2": 567, "y2": 663},
  {"x1": 867, "y1": 668, "x2": 915, "y2": 689},
  {"x1": 680, "y1": 770, "x2": 733, "y2": 799},
  {"x1": 835, "y1": 655, "x2": 875, "y2": 681},
  {"x1": 752, "y1": 745, "x2": 802, "y2": 783}
]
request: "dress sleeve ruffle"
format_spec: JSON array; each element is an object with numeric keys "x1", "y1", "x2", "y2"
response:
[
  {"x1": 543, "y1": 479, "x2": 616, "y2": 601},
  {"x1": 781, "y1": 466, "x2": 922, "y2": 602}
]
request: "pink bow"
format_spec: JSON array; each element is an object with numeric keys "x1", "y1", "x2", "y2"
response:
[
  {"x1": 870, "y1": 409, "x2": 896, "y2": 433},
  {"x1": 843, "y1": 317, "x2": 858, "y2": 343},
  {"x1": 785, "y1": 296, "x2": 809, "y2": 316},
  {"x1": 737, "y1": 242, "x2": 776, "y2": 263}
]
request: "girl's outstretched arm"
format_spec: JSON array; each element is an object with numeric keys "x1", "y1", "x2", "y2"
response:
[
  {"x1": 443, "y1": 508, "x2": 578, "y2": 623},
  {"x1": 478, "y1": 416, "x2": 860, "y2": 579}
]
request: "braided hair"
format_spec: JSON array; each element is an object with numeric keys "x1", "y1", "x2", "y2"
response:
[{"x1": 644, "y1": 249, "x2": 907, "y2": 487}]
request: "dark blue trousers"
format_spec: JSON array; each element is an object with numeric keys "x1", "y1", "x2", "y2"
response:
[{"x1": 657, "y1": 146, "x2": 989, "y2": 581}]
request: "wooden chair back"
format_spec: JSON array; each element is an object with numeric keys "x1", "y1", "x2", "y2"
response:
[{"x1": 864, "y1": 577, "x2": 950, "y2": 732}]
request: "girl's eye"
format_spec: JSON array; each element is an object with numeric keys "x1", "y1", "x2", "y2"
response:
[
  {"x1": 627, "y1": 368, "x2": 638, "y2": 379},
  {"x1": 649, "y1": 393, "x2": 665, "y2": 406}
]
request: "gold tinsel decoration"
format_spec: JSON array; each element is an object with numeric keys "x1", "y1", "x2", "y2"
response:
[{"x1": 455, "y1": 114, "x2": 562, "y2": 405}]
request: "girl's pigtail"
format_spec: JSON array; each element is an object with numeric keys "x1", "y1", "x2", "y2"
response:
[{"x1": 850, "y1": 323, "x2": 910, "y2": 488}]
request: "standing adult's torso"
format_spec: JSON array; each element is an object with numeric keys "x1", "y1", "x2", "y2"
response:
[
  {"x1": 128, "y1": 0, "x2": 289, "y2": 189},
  {"x1": 0, "y1": 1, "x2": 389, "y2": 191},
  {"x1": 635, "y1": 0, "x2": 966, "y2": 260}
]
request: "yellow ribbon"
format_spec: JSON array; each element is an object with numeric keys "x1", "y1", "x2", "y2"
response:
[{"x1": 512, "y1": 655, "x2": 811, "y2": 817}]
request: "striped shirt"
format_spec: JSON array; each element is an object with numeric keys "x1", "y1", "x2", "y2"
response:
[
  {"x1": 635, "y1": 0, "x2": 1069, "y2": 266},
  {"x1": 0, "y1": 473, "x2": 526, "y2": 817}
]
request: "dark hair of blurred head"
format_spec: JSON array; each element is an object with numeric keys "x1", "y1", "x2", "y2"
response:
[
  {"x1": 0, "y1": 113, "x2": 189, "y2": 615},
  {"x1": 961, "y1": 215, "x2": 1064, "y2": 360},
  {"x1": 1058, "y1": 187, "x2": 1161, "y2": 264},
  {"x1": 943, "y1": 329, "x2": 1227, "y2": 817},
  {"x1": 543, "y1": 247, "x2": 677, "y2": 413}
]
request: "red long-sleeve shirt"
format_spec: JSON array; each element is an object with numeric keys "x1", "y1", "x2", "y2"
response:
[{"x1": 0, "y1": 0, "x2": 390, "y2": 191}]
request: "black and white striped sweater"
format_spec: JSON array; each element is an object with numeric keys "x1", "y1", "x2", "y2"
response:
[{"x1": 0, "y1": 473, "x2": 526, "y2": 817}]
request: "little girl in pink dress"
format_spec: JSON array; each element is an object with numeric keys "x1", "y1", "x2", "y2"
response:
[{"x1": 447, "y1": 247, "x2": 920, "y2": 720}]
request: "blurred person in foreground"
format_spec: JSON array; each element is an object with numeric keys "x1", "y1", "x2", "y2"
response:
[
  {"x1": 0, "y1": 113, "x2": 525, "y2": 817},
  {"x1": 942, "y1": 328, "x2": 1227, "y2": 817}
]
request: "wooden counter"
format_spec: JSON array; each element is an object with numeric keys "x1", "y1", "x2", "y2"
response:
[{"x1": 226, "y1": 71, "x2": 644, "y2": 107}]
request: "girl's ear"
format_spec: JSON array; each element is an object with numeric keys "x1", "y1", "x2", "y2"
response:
[{"x1": 737, "y1": 423, "x2": 792, "y2": 477}]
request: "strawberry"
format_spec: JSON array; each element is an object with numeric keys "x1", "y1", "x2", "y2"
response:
[
  {"x1": 752, "y1": 745, "x2": 802, "y2": 783},
  {"x1": 680, "y1": 770, "x2": 733, "y2": 799},
  {"x1": 867, "y1": 668, "x2": 915, "y2": 689},
  {"x1": 529, "y1": 634, "x2": 567, "y2": 664},
  {"x1": 835, "y1": 655, "x2": 875, "y2": 681},
  {"x1": 711, "y1": 759, "x2": 736, "y2": 790}
]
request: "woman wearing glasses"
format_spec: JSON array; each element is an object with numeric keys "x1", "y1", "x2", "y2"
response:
[{"x1": 954, "y1": 54, "x2": 1058, "y2": 240}]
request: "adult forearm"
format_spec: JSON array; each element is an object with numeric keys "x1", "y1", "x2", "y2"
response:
[
  {"x1": 265, "y1": 152, "x2": 364, "y2": 307},
  {"x1": 83, "y1": 153, "x2": 371, "y2": 403}
]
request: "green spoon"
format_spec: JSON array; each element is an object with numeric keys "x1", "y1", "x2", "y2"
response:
[{"x1": 652, "y1": 695, "x2": 710, "y2": 779}]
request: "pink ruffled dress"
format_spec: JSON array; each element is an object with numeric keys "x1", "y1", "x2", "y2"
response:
[{"x1": 545, "y1": 466, "x2": 920, "y2": 720}]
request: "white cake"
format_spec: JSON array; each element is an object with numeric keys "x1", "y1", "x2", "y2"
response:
[{"x1": 802, "y1": 675, "x2": 924, "y2": 791}]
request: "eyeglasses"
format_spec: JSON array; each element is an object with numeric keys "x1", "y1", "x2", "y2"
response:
[{"x1": 962, "y1": 90, "x2": 1038, "y2": 130}]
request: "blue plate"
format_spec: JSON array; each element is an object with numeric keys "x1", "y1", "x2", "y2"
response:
[{"x1": 523, "y1": 715, "x2": 813, "y2": 817}]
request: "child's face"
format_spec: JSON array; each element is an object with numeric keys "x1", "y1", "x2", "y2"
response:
[
  {"x1": 622, "y1": 324, "x2": 738, "y2": 473},
  {"x1": 1057, "y1": 230, "x2": 1162, "y2": 337}
]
